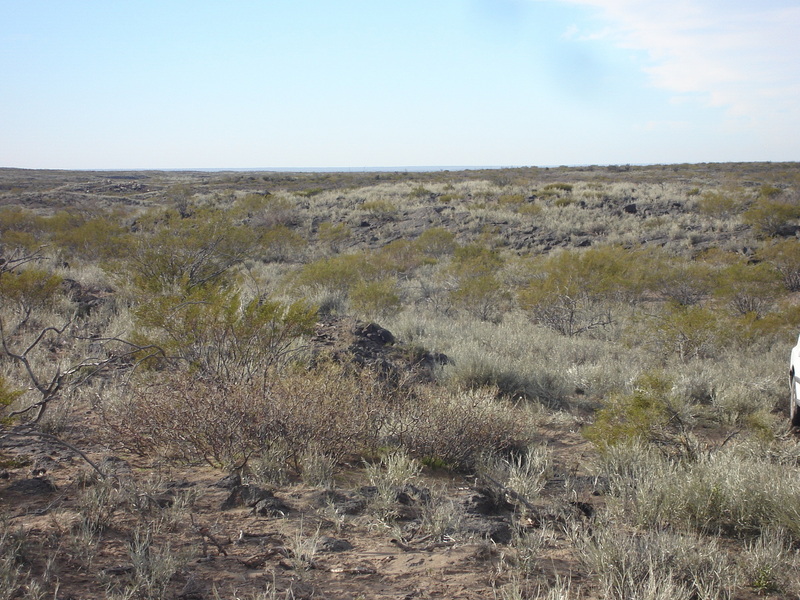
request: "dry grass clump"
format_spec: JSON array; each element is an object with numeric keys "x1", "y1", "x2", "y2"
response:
[
  {"x1": 598, "y1": 440, "x2": 800, "y2": 540},
  {"x1": 389, "y1": 386, "x2": 535, "y2": 469},
  {"x1": 740, "y1": 528, "x2": 800, "y2": 596},
  {"x1": 481, "y1": 445, "x2": 552, "y2": 502},
  {"x1": 0, "y1": 522, "x2": 26, "y2": 600},
  {"x1": 364, "y1": 450, "x2": 422, "y2": 521},
  {"x1": 385, "y1": 309, "x2": 638, "y2": 406},
  {"x1": 112, "y1": 526, "x2": 188, "y2": 600},
  {"x1": 575, "y1": 523, "x2": 736, "y2": 600}
]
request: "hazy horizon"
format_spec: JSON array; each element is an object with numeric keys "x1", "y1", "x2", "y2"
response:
[{"x1": 5, "y1": 160, "x2": 799, "y2": 175}]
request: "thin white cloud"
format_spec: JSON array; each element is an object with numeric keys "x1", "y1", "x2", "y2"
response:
[{"x1": 548, "y1": 0, "x2": 800, "y2": 125}]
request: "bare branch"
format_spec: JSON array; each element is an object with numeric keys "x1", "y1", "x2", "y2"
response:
[{"x1": 2, "y1": 425, "x2": 107, "y2": 479}]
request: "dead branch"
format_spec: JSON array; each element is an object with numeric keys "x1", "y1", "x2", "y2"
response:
[{"x1": 1, "y1": 425, "x2": 108, "y2": 479}]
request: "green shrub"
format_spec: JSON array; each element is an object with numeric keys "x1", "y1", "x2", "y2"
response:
[
  {"x1": 414, "y1": 227, "x2": 456, "y2": 258},
  {"x1": 117, "y1": 208, "x2": 257, "y2": 295},
  {"x1": 497, "y1": 193, "x2": 525, "y2": 207},
  {"x1": 361, "y1": 199, "x2": 397, "y2": 216},
  {"x1": 759, "y1": 184, "x2": 783, "y2": 198},
  {"x1": 438, "y1": 192, "x2": 460, "y2": 203},
  {"x1": 713, "y1": 260, "x2": 780, "y2": 318},
  {"x1": 259, "y1": 224, "x2": 306, "y2": 262},
  {"x1": 296, "y1": 187, "x2": 324, "y2": 198},
  {"x1": 0, "y1": 208, "x2": 46, "y2": 251},
  {"x1": 449, "y1": 244, "x2": 504, "y2": 278},
  {"x1": 133, "y1": 286, "x2": 316, "y2": 382},
  {"x1": 0, "y1": 231, "x2": 38, "y2": 251},
  {"x1": 165, "y1": 182, "x2": 195, "y2": 217},
  {"x1": 373, "y1": 239, "x2": 433, "y2": 276},
  {"x1": 696, "y1": 190, "x2": 746, "y2": 218},
  {"x1": 516, "y1": 202, "x2": 542, "y2": 216},
  {"x1": 317, "y1": 221, "x2": 351, "y2": 253},
  {"x1": 290, "y1": 253, "x2": 373, "y2": 296},
  {"x1": 519, "y1": 246, "x2": 653, "y2": 336},
  {"x1": 584, "y1": 372, "x2": 684, "y2": 449},
  {"x1": 0, "y1": 268, "x2": 63, "y2": 320},
  {"x1": 553, "y1": 196, "x2": 574, "y2": 207},
  {"x1": 758, "y1": 238, "x2": 800, "y2": 291},
  {"x1": 543, "y1": 182, "x2": 573, "y2": 193},
  {"x1": 741, "y1": 194, "x2": 800, "y2": 237},
  {"x1": 645, "y1": 302, "x2": 724, "y2": 361},
  {"x1": 650, "y1": 255, "x2": 715, "y2": 306},
  {"x1": 49, "y1": 212, "x2": 132, "y2": 261},
  {"x1": 448, "y1": 274, "x2": 510, "y2": 322},
  {"x1": 0, "y1": 376, "x2": 22, "y2": 427},
  {"x1": 350, "y1": 278, "x2": 402, "y2": 320},
  {"x1": 519, "y1": 246, "x2": 645, "y2": 336},
  {"x1": 409, "y1": 185, "x2": 432, "y2": 199}
]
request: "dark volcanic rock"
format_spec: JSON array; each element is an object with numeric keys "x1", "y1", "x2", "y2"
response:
[
  {"x1": 61, "y1": 278, "x2": 113, "y2": 317},
  {"x1": 395, "y1": 483, "x2": 432, "y2": 506},
  {"x1": 354, "y1": 323, "x2": 395, "y2": 346},
  {"x1": 311, "y1": 317, "x2": 448, "y2": 385},
  {"x1": 253, "y1": 495, "x2": 291, "y2": 517}
]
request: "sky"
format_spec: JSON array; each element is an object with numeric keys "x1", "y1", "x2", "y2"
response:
[{"x1": 1, "y1": 0, "x2": 798, "y2": 169}]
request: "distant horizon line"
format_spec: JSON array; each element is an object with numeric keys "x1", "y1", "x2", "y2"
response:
[
  {"x1": 0, "y1": 165, "x2": 528, "y2": 173},
  {"x1": 2, "y1": 161, "x2": 797, "y2": 173}
]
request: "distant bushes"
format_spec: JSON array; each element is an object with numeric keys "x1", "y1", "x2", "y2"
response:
[
  {"x1": 742, "y1": 189, "x2": 800, "y2": 237},
  {"x1": 0, "y1": 207, "x2": 131, "y2": 260}
]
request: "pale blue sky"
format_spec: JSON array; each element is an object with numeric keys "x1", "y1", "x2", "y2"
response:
[{"x1": 1, "y1": 0, "x2": 798, "y2": 169}]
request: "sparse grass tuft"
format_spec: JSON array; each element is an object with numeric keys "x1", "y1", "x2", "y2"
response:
[
  {"x1": 598, "y1": 440, "x2": 800, "y2": 540},
  {"x1": 575, "y1": 523, "x2": 735, "y2": 600}
]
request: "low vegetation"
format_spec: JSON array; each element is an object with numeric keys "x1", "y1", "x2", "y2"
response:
[{"x1": 1, "y1": 163, "x2": 800, "y2": 598}]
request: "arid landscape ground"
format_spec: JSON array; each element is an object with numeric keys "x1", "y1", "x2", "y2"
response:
[{"x1": 2, "y1": 163, "x2": 800, "y2": 599}]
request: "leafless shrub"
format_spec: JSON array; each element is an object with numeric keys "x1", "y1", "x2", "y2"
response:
[
  {"x1": 389, "y1": 386, "x2": 534, "y2": 469},
  {"x1": 103, "y1": 360, "x2": 399, "y2": 471},
  {"x1": 103, "y1": 374, "x2": 269, "y2": 468}
]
